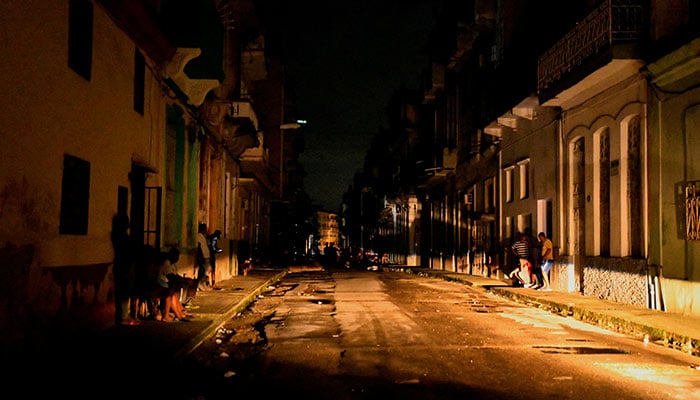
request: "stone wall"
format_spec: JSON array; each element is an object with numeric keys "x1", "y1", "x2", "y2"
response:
[
  {"x1": 550, "y1": 255, "x2": 650, "y2": 308},
  {"x1": 583, "y1": 256, "x2": 649, "y2": 307}
]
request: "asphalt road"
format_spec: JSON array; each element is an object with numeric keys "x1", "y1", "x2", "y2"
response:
[{"x1": 179, "y1": 268, "x2": 700, "y2": 400}]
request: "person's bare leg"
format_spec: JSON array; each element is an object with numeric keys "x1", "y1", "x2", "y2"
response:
[
  {"x1": 171, "y1": 293, "x2": 187, "y2": 319},
  {"x1": 130, "y1": 298, "x2": 139, "y2": 319},
  {"x1": 542, "y1": 269, "x2": 551, "y2": 289},
  {"x1": 162, "y1": 296, "x2": 175, "y2": 321}
]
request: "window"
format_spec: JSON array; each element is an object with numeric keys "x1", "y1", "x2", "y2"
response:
[
  {"x1": 59, "y1": 154, "x2": 90, "y2": 235},
  {"x1": 518, "y1": 159, "x2": 530, "y2": 200},
  {"x1": 504, "y1": 166, "x2": 514, "y2": 202},
  {"x1": 134, "y1": 49, "x2": 145, "y2": 115},
  {"x1": 68, "y1": 0, "x2": 93, "y2": 80},
  {"x1": 464, "y1": 191, "x2": 474, "y2": 212}
]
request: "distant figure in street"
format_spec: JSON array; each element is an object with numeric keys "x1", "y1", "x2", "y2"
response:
[
  {"x1": 324, "y1": 243, "x2": 338, "y2": 267},
  {"x1": 538, "y1": 232, "x2": 554, "y2": 292}
]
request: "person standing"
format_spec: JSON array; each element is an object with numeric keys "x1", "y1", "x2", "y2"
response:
[
  {"x1": 538, "y1": 232, "x2": 554, "y2": 291},
  {"x1": 196, "y1": 222, "x2": 211, "y2": 290},
  {"x1": 527, "y1": 232, "x2": 544, "y2": 289},
  {"x1": 207, "y1": 230, "x2": 223, "y2": 288}
]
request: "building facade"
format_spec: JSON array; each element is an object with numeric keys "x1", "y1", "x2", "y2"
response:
[
  {"x1": 347, "y1": 0, "x2": 700, "y2": 317},
  {"x1": 0, "y1": 0, "x2": 300, "y2": 356}
]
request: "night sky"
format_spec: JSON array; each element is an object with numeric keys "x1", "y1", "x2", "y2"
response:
[{"x1": 264, "y1": 1, "x2": 443, "y2": 211}]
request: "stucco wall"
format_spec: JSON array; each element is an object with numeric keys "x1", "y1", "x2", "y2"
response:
[{"x1": 660, "y1": 278, "x2": 700, "y2": 316}]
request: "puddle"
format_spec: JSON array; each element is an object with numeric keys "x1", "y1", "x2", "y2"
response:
[
  {"x1": 533, "y1": 345, "x2": 629, "y2": 355},
  {"x1": 308, "y1": 299, "x2": 333, "y2": 305}
]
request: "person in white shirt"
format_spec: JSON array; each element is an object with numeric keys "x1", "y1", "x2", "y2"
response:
[{"x1": 196, "y1": 223, "x2": 211, "y2": 290}]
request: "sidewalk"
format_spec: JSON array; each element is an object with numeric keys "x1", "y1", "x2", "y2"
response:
[{"x1": 389, "y1": 266, "x2": 700, "y2": 358}]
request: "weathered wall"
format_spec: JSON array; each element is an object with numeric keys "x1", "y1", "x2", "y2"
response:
[{"x1": 0, "y1": 1, "x2": 167, "y2": 355}]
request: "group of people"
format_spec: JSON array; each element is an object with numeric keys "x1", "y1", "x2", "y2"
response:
[
  {"x1": 112, "y1": 215, "x2": 223, "y2": 326},
  {"x1": 115, "y1": 243, "x2": 199, "y2": 324},
  {"x1": 507, "y1": 231, "x2": 554, "y2": 291},
  {"x1": 143, "y1": 246, "x2": 196, "y2": 322}
]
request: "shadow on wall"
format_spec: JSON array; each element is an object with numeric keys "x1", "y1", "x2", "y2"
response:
[{"x1": 1, "y1": 242, "x2": 114, "y2": 357}]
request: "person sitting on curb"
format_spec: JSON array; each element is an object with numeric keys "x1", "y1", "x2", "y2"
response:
[
  {"x1": 157, "y1": 247, "x2": 190, "y2": 322},
  {"x1": 159, "y1": 246, "x2": 199, "y2": 309}
]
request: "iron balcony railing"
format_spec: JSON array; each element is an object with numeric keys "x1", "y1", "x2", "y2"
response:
[{"x1": 537, "y1": 0, "x2": 644, "y2": 93}]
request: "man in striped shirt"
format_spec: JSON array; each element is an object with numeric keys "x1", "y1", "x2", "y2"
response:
[{"x1": 509, "y1": 233, "x2": 532, "y2": 286}]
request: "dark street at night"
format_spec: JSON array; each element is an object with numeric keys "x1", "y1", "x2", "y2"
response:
[{"x1": 2, "y1": 1, "x2": 700, "y2": 399}]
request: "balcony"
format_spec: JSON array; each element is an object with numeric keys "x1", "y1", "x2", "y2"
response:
[
  {"x1": 233, "y1": 101, "x2": 268, "y2": 175},
  {"x1": 199, "y1": 98, "x2": 261, "y2": 161},
  {"x1": 416, "y1": 152, "x2": 457, "y2": 190},
  {"x1": 240, "y1": 131, "x2": 267, "y2": 169},
  {"x1": 537, "y1": 0, "x2": 645, "y2": 107},
  {"x1": 160, "y1": 1, "x2": 225, "y2": 106}
]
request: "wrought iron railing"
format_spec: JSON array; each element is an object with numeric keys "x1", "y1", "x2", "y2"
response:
[{"x1": 537, "y1": 0, "x2": 644, "y2": 93}]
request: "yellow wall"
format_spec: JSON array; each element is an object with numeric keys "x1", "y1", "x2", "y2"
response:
[{"x1": 0, "y1": 1, "x2": 168, "y2": 349}]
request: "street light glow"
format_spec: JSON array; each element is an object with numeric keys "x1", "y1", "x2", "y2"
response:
[{"x1": 279, "y1": 123, "x2": 301, "y2": 130}]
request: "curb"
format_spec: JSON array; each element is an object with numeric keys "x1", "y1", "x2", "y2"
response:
[
  {"x1": 490, "y1": 287, "x2": 699, "y2": 357},
  {"x1": 174, "y1": 269, "x2": 289, "y2": 358}
]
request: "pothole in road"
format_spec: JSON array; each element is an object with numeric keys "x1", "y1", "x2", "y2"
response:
[
  {"x1": 463, "y1": 302, "x2": 501, "y2": 313},
  {"x1": 461, "y1": 294, "x2": 502, "y2": 313},
  {"x1": 266, "y1": 283, "x2": 298, "y2": 296},
  {"x1": 533, "y1": 345, "x2": 630, "y2": 355}
]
